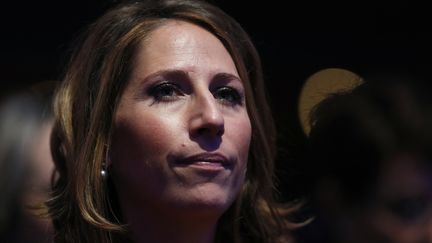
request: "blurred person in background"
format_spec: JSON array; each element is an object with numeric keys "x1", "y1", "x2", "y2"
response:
[
  {"x1": 0, "y1": 87, "x2": 54, "y2": 243},
  {"x1": 296, "y1": 73, "x2": 432, "y2": 243}
]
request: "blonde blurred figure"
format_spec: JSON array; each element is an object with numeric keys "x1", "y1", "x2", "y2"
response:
[{"x1": 0, "y1": 90, "x2": 54, "y2": 243}]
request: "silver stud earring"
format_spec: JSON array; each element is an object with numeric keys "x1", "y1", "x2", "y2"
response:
[{"x1": 101, "y1": 162, "x2": 108, "y2": 178}]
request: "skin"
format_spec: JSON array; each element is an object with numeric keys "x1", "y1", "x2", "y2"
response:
[{"x1": 110, "y1": 20, "x2": 252, "y2": 243}]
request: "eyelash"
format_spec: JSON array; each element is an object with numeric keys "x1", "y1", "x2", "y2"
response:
[
  {"x1": 213, "y1": 86, "x2": 243, "y2": 106},
  {"x1": 148, "y1": 82, "x2": 243, "y2": 106},
  {"x1": 148, "y1": 82, "x2": 183, "y2": 102}
]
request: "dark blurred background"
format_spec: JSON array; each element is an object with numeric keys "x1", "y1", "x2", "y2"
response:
[{"x1": 1, "y1": 1, "x2": 431, "y2": 200}]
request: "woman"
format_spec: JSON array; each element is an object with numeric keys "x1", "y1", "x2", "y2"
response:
[{"x1": 48, "y1": 0, "x2": 298, "y2": 242}]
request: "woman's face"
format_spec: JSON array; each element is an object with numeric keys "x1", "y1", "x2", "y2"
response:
[{"x1": 110, "y1": 20, "x2": 251, "y2": 217}]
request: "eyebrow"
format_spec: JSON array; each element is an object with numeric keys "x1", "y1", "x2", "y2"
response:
[
  {"x1": 142, "y1": 69, "x2": 241, "y2": 84},
  {"x1": 141, "y1": 69, "x2": 189, "y2": 84},
  {"x1": 212, "y1": 72, "x2": 242, "y2": 83}
]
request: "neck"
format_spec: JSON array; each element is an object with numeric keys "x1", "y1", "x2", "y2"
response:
[{"x1": 121, "y1": 201, "x2": 220, "y2": 243}]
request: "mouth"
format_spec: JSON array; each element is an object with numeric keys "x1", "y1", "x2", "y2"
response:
[{"x1": 174, "y1": 152, "x2": 234, "y2": 171}]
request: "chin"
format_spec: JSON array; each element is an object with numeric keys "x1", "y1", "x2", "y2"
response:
[{"x1": 170, "y1": 184, "x2": 239, "y2": 214}]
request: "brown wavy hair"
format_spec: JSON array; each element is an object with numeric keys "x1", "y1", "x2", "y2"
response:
[{"x1": 48, "y1": 0, "x2": 298, "y2": 242}]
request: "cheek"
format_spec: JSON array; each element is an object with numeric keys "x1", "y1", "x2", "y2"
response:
[
  {"x1": 227, "y1": 115, "x2": 251, "y2": 198},
  {"x1": 109, "y1": 111, "x2": 185, "y2": 199},
  {"x1": 110, "y1": 111, "x2": 182, "y2": 168},
  {"x1": 228, "y1": 114, "x2": 252, "y2": 165}
]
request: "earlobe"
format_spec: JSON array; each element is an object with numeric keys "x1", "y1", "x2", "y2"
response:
[{"x1": 101, "y1": 162, "x2": 108, "y2": 178}]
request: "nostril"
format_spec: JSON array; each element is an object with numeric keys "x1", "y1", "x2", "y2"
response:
[
  {"x1": 197, "y1": 127, "x2": 207, "y2": 135},
  {"x1": 196, "y1": 126, "x2": 224, "y2": 137}
]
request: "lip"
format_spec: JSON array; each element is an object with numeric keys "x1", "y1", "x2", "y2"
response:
[{"x1": 174, "y1": 152, "x2": 234, "y2": 170}]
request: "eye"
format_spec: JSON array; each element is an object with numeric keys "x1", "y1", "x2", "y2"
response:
[
  {"x1": 148, "y1": 82, "x2": 183, "y2": 102},
  {"x1": 213, "y1": 86, "x2": 243, "y2": 106}
]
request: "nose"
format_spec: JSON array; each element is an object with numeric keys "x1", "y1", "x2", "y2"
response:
[{"x1": 189, "y1": 91, "x2": 224, "y2": 138}]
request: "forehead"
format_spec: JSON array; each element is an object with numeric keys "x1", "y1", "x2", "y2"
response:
[{"x1": 132, "y1": 20, "x2": 239, "y2": 77}]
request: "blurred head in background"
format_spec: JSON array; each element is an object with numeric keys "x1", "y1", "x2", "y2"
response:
[
  {"x1": 0, "y1": 87, "x2": 54, "y2": 243},
  {"x1": 303, "y1": 74, "x2": 432, "y2": 243}
]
